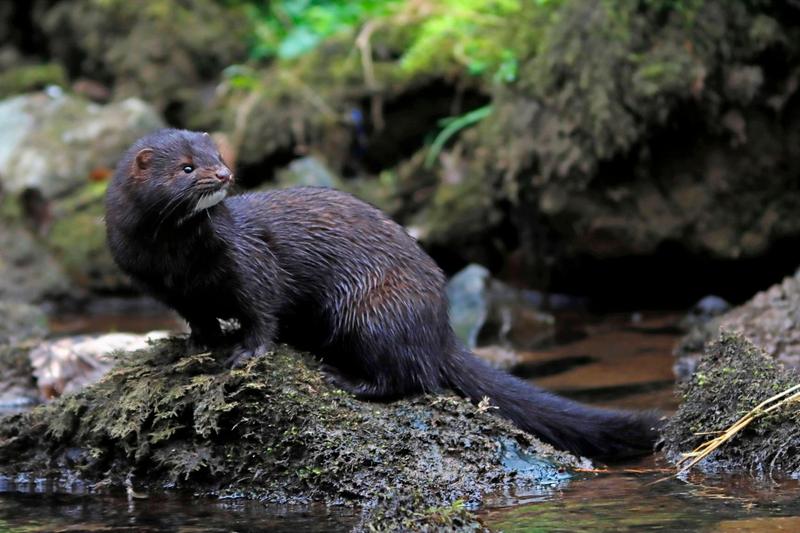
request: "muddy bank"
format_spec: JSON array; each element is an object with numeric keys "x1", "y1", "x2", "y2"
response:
[
  {"x1": 0, "y1": 338, "x2": 580, "y2": 529},
  {"x1": 663, "y1": 333, "x2": 800, "y2": 476}
]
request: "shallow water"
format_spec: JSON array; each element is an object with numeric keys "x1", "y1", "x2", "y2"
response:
[
  {"x1": 0, "y1": 489, "x2": 358, "y2": 532},
  {"x1": 2, "y1": 310, "x2": 798, "y2": 531}
]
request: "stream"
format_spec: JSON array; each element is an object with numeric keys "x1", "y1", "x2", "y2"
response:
[{"x1": 2, "y1": 310, "x2": 799, "y2": 531}]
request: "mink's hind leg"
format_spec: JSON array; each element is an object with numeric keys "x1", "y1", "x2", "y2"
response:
[
  {"x1": 322, "y1": 320, "x2": 446, "y2": 401},
  {"x1": 321, "y1": 364, "x2": 403, "y2": 401}
]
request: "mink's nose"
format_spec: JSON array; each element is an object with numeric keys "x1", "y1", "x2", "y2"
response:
[{"x1": 216, "y1": 168, "x2": 232, "y2": 183}]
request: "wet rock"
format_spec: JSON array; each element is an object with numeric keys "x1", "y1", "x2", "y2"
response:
[
  {"x1": 29, "y1": 331, "x2": 170, "y2": 399},
  {"x1": 446, "y1": 264, "x2": 555, "y2": 368},
  {"x1": 663, "y1": 333, "x2": 800, "y2": 476},
  {"x1": 0, "y1": 339, "x2": 581, "y2": 521},
  {"x1": 447, "y1": 264, "x2": 492, "y2": 349},
  {"x1": 0, "y1": 92, "x2": 162, "y2": 200},
  {"x1": 675, "y1": 271, "x2": 800, "y2": 380}
]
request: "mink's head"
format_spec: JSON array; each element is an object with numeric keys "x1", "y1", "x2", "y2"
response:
[{"x1": 113, "y1": 129, "x2": 234, "y2": 220}]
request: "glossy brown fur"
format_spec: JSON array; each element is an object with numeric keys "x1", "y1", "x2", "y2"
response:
[{"x1": 106, "y1": 129, "x2": 659, "y2": 460}]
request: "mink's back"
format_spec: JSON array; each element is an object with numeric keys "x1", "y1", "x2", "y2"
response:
[{"x1": 225, "y1": 187, "x2": 446, "y2": 298}]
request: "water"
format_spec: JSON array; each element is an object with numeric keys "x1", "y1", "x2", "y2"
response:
[
  {"x1": 0, "y1": 491, "x2": 357, "y2": 532},
  {"x1": 2, "y1": 310, "x2": 798, "y2": 531},
  {"x1": 482, "y1": 460, "x2": 800, "y2": 531}
]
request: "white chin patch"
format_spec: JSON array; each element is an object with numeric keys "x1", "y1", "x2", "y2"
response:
[{"x1": 193, "y1": 189, "x2": 227, "y2": 213}]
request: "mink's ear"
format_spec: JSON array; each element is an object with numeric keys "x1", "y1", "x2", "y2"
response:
[{"x1": 132, "y1": 148, "x2": 153, "y2": 179}]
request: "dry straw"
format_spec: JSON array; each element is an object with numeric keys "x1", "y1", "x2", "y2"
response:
[{"x1": 675, "y1": 382, "x2": 800, "y2": 475}]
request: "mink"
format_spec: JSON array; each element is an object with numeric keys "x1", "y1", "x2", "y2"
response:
[{"x1": 105, "y1": 128, "x2": 660, "y2": 460}]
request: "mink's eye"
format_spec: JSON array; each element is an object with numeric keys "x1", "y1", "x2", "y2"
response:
[{"x1": 182, "y1": 165, "x2": 194, "y2": 174}]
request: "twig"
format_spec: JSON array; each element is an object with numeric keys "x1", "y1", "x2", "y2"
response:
[{"x1": 355, "y1": 20, "x2": 384, "y2": 131}]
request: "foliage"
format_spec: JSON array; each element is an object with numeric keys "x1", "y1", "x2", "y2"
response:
[
  {"x1": 395, "y1": 0, "x2": 559, "y2": 82},
  {"x1": 245, "y1": 0, "x2": 400, "y2": 60},
  {"x1": 243, "y1": 0, "x2": 561, "y2": 84},
  {"x1": 425, "y1": 105, "x2": 493, "y2": 168}
]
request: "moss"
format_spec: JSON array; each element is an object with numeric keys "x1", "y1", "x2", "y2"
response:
[
  {"x1": 0, "y1": 339, "x2": 578, "y2": 525},
  {"x1": 411, "y1": 162, "x2": 502, "y2": 246},
  {"x1": 662, "y1": 333, "x2": 800, "y2": 475},
  {"x1": 38, "y1": 0, "x2": 250, "y2": 118},
  {"x1": 44, "y1": 181, "x2": 124, "y2": 291},
  {"x1": 0, "y1": 63, "x2": 67, "y2": 98},
  {"x1": 0, "y1": 221, "x2": 73, "y2": 303}
]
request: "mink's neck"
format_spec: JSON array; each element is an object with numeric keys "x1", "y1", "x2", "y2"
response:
[{"x1": 113, "y1": 186, "x2": 229, "y2": 246}]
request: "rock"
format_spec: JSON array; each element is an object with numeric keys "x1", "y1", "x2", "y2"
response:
[
  {"x1": 0, "y1": 92, "x2": 163, "y2": 293},
  {"x1": 678, "y1": 294, "x2": 732, "y2": 332},
  {"x1": 447, "y1": 264, "x2": 491, "y2": 349},
  {"x1": 29, "y1": 331, "x2": 170, "y2": 399},
  {"x1": 42, "y1": 182, "x2": 129, "y2": 291},
  {"x1": 0, "y1": 92, "x2": 163, "y2": 200},
  {"x1": 0, "y1": 344, "x2": 38, "y2": 412},
  {"x1": 37, "y1": 0, "x2": 250, "y2": 118},
  {"x1": 0, "y1": 219, "x2": 74, "y2": 304},
  {"x1": 0, "y1": 339, "x2": 581, "y2": 523},
  {"x1": 663, "y1": 333, "x2": 800, "y2": 476},
  {"x1": 446, "y1": 264, "x2": 555, "y2": 368},
  {"x1": 674, "y1": 271, "x2": 800, "y2": 379},
  {"x1": 0, "y1": 301, "x2": 49, "y2": 412},
  {"x1": 0, "y1": 301, "x2": 48, "y2": 345},
  {"x1": 276, "y1": 156, "x2": 343, "y2": 188}
]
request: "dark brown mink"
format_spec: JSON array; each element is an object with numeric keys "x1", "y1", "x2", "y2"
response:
[{"x1": 105, "y1": 128, "x2": 660, "y2": 461}]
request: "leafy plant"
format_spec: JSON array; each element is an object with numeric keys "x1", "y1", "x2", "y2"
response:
[
  {"x1": 245, "y1": 0, "x2": 399, "y2": 60},
  {"x1": 425, "y1": 105, "x2": 493, "y2": 168}
]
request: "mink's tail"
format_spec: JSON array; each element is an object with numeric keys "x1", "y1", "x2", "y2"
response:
[{"x1": 443, "y1": 346, "x2": 661, "y2": 460}]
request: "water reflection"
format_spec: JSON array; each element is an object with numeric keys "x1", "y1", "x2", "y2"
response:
[{"x1": 0, "y1": 491, "x2": 357, "y2": 532}]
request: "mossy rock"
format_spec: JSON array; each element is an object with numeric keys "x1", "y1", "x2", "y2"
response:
[
  {"x1": 43, "y1": 180, "x2": 128, "y2": 291},
  {"x1": 0, "y1": 92, "x2": 163, "y2": 200},
  {"x1": 0, "y1": 339, "x2": 579, "y2": 528},
  {"x1": 0, "y1": 220, "x2": 73, "y2": 304},
  {"x1": 662, "y1": 333, "x2": 800, "y2": 476},
  {"x1": 38, "y1": 0, "x2": 250, "y2": 118},
  {"x1": 0, "y1": 301, "x2": 48, "y2": 409}
]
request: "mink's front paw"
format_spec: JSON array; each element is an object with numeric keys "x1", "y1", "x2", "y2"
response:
[{"x1": 187, "y1": 323, "x2": 223, "y2": 353}]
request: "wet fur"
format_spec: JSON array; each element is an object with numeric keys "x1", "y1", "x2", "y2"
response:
[{"x1": 106, "y1": 129, "x2": 660, "y2": 460}]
